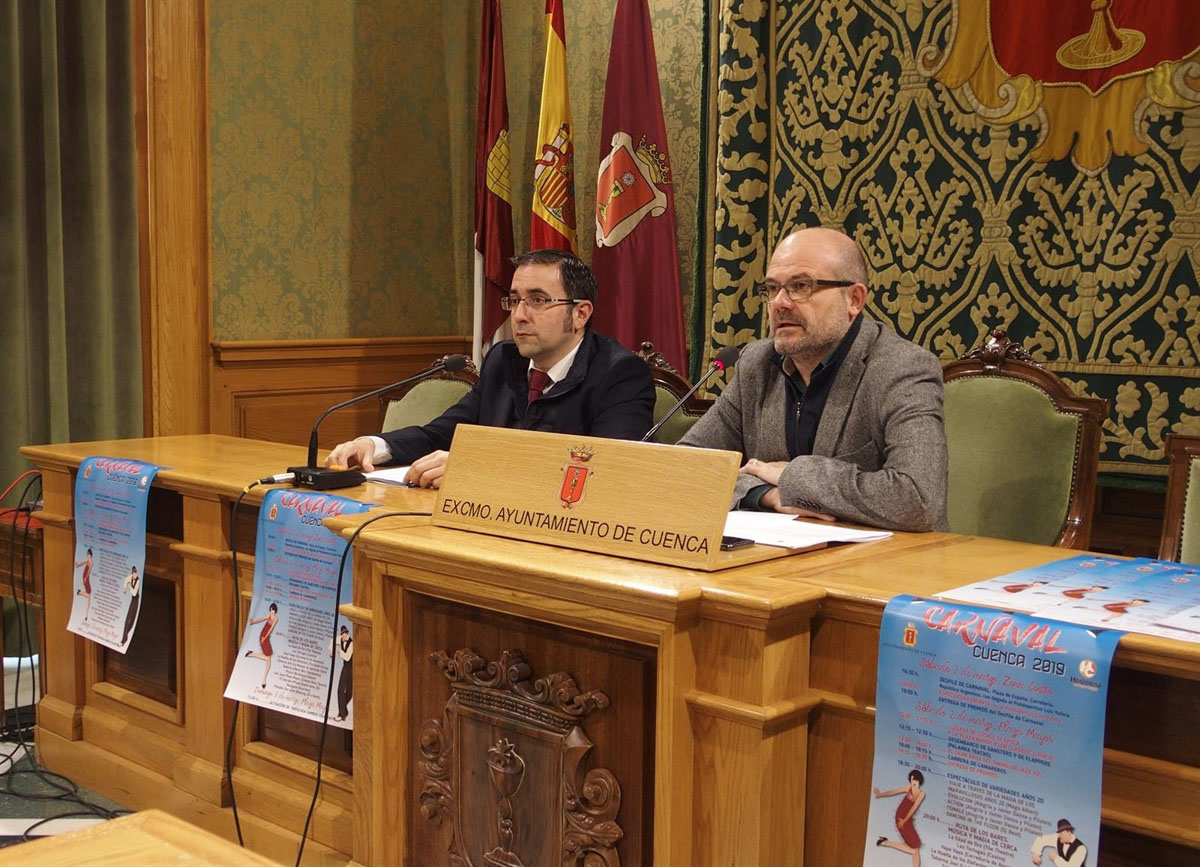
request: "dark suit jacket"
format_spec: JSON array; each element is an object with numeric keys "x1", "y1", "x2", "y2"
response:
[
  {"x1": 680, "y1": 318, "x2": 948, "y2": 532},
  {"x1": 379, "y1": 330, "x2": 655, "y2": 464}
]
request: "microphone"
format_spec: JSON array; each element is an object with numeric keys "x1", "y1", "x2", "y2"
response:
[
  {"x1": 287, "y1": 354, "x2": 470, "y2": 489},
  {"x1": 641, "y1": 345, "x2": 740, "y2": 443}
]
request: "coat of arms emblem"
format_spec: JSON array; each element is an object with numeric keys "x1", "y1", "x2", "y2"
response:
[
  {"x1": 559, "y1": 445, "x2": 594, "y2": 509},
  {"x1": 533, "y1": 123, "x2": 577, "y2": 232},
  {"x1": 595, "y1": 131, "x2": 670, "y2": 247}
]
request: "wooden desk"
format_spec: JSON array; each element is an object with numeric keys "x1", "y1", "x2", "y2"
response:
[
  {"x1": 20, "y1": 436, "x2": 1200, "y2": 866},
  {"x1": 334, "y1": 500, "x2": 1200, "y2": 865},
  {"x1": 0, "y1": 809, "x2": 283, "y2": 865}
]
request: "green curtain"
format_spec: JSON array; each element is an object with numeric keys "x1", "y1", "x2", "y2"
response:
[{"x1": 1, "y1": 0, "x2": 142, "y2": 493}]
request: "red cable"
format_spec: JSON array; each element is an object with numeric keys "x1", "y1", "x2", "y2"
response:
[{"x1": 0, "y1": 470, "x2": 40, "y2": 505}]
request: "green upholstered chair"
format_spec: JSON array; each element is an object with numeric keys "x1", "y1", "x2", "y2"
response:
[
  {"x1": 637, "y1": 341, "x2": 713, "y2": 445},
  {"x1": 942, "y1": 329, "x2": 1107, "y2": 549},
  {"x1": 1159, "y1": 434, "x2": 1200, "y2": 564},
  {"x1": 376, "y1": 356, "x2": 479, "y2": 433}
]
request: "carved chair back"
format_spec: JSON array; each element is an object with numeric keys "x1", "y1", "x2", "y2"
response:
[
  {"x1": 376, "y1": 355, "x2": 480, "y2": 432},
  {"x1": 942, "y1": 329, "x2": 1107, "y2": 549},
  {"x1": 1160, "y1": 434, "x2": 1200, "y2": 564},
  {"x1": 636, "y1": 342, "x2": 713, "y2": 444}
]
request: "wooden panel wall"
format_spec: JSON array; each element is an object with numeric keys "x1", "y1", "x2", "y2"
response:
[
  {"x1": 134, "y1": 0, "x2": 211, "y2": 437},
  {"x1": 210, "y1": 337, "x2": 472, "y2": 449}
]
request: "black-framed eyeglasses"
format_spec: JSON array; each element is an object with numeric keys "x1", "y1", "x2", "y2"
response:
[
  {"x1": 754, "y1": 277, "x2": 849, "y2": 303},
  {"x1": 500, "y1": 296, "x2": 578, "y2": 312}
]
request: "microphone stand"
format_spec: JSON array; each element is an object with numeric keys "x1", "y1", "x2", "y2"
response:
[
  {"x1": 287, "y1": 356, "x2": 467, "y2": 489},
  {"x1": 641, "y1": 349, "x2": 738, "y2": 443}
]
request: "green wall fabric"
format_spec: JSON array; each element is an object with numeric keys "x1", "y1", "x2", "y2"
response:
[
  {"x1": 209, "y1": 0, "x2": 704, "y2": 354},
  {"x1": 1, "y1": 0, "x2": 142, "y2": 488},
  {"x1": 702, "y1": 0, "x2": 1200, "y2": 474},
  {"x1": 209, "y1": 0, "x2": 467, "y2": 340}
]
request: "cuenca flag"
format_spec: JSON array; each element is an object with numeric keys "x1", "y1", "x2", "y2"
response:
[
  {"x1": 530, "y1": 0, "x2": 578, "y2": 254},
  {"x1": 591, "y1": 0, "x2": 687, "y2": 370},
  {"x1": 473, "y1": 0, "x2": 516, "y2": 359}
]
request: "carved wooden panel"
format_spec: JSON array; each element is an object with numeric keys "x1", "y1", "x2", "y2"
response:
[
  {"x1": 420, "y1": 649, "x2": 621, "y2": 866},
  {"x1": 408, "y1": 595, "x2": 655, "y2": 866}
]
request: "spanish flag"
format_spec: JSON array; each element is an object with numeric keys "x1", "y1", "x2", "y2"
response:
[{"x1": 530, "y1": 0, "x2": 577, "y2": 253}]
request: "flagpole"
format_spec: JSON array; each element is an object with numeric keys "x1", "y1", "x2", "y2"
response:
[{"x1": 472, "y1": 236, "x2": 484, "y2": 367}]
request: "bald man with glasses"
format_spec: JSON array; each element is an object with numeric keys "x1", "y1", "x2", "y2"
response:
[
  {"x1": 326, "y1": 249, "x2": 655, "y2": 488},
  {"x1": 680, "y1": 227, "x2": 948, "y2": 532}
]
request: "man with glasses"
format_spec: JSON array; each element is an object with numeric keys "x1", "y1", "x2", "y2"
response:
[
  {"x1": 680, "y1": 227, "x2": 947, "y2": 531},
  {"x1": 325, "y1": 249, "x2": 655, "y2": 488}
]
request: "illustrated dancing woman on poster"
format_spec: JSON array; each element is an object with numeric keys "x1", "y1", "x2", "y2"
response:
[
  {"x1": 244, "y1": 602, "x2": 278, "y2": 689},
  {"x1": 1004, "y1": 580, "x2": 1047, "y2": 593},
  {"x1": 329, "y1": 624, "x2": 353, "y2": 722},
  {"x1": 120, "y1": 565, "x2": 141, "y2": 646},
  {"x1": 874, "y1": 769, "x2": 925, "y2": 867},
  {"x1": 74, "y1": 548, "x2": 94, "y2": 621},
  {"x1": 1060, "y1": 585, "x2": 1106, "y2": 600},
  {"x1": 1100, "y1": 598, "x2": 1149, "y2": 621}
]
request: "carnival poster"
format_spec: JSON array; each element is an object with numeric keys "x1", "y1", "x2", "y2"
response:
[
  {"x1": 69, "y1": 456, "x2": 163, "y2": 653},
  {"x1": 223, "y1": 489, "x2": 372, "y2": 730},
  {"x1": 864, "y1": 596, "x2": 1119, "y2": 867},
  {"x1": 945, "y1": 555, "x2": 1200, "y2": 643}
]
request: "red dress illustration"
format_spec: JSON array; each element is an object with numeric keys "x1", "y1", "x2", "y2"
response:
[
  {"x1": 895, "y1": 792, "x2": 921, "y2": 847},
  {"x1": 244, "y1": 603, "x2": 279, "y2": 689},
  {"x1": 258, "y1": 616, "x2": 275, "y2": 656}
]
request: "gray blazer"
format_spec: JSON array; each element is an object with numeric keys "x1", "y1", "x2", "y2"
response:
[{"x1": 680, "y1": 318, "x2": 948, "y2": 532}]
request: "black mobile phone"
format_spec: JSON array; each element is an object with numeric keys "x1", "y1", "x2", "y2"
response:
[{"x1": 720, "y1": 535, "x2": 754, "y2": 551}]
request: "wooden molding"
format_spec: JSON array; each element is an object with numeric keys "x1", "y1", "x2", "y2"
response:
[
  {"x1": 210, "y1": 335, "x2": 471, "y2": 448},
  {"x1": 133, "y1": 0, "x2": 211, "y2": 437}
]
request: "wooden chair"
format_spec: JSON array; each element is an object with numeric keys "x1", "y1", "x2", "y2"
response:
[
  {"x1": 636, "y1": 342, "x2": 713, "y2": 444},
  {"x1": 942, "y1": 329, "x2": 1108, "y2": 549},
  {"x1": 375, "y1": 355, "x2": 479, "y2": 432},
  {"x1": 1159, "y1": 434, "x2": 1200, "y2": 564}
]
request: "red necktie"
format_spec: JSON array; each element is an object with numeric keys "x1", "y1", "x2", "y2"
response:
[{"x1": 528, "y1": 368, "x2": 552, "y2": 404}]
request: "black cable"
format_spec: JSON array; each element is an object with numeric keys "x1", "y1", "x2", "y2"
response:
[
  {"x1": 224, "y1": 481, "x2": 262, "y2": 846},
  {"x1": 0, "y1": 473, "x2": 123, "y2": 827},
  {"x1": 8, "y1": 477, "x2": 42, "y2": 742},
  {"x1": 18, "y1": 809, "x2": 127, "y2": 842},
  {"x1": 293, "y1": 510, "x2": 430, "y2": 867},
  {"x1": 2, "y1": 477, "x2": 41, "y2": 760}
]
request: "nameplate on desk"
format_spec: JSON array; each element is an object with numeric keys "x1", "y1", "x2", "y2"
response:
[{"x1": 432, "y1": 425, "x2": 740, "y2": 569}]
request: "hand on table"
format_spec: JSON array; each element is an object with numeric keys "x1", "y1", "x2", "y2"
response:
[
  {"x1": 742, "y1": 459, "x2": 836, "y2": 521},
  {"x1": 325, "y1": 437, "x2": 379, "y2": 473},
  {"x1": 405, "y1": 450, "x2": 450, "y2": 489}
]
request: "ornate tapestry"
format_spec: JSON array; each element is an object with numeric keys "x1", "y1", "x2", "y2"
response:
[{"x1": 700, "y1": 0, "x2": 1200, "y2": 474}]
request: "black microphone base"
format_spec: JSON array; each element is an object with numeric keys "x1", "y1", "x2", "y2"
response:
[{"x1": 286, "y1": 466, "x2": 366, "y2": 490}]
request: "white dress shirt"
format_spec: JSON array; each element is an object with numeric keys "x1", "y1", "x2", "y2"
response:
[{"x1": 367, "y1": 338, "x2": 585, "y2": 465}]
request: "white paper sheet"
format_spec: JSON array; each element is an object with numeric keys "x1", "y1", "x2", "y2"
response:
[
  {"x1": 723, "y1": 512, "x2": 892, "y2": 548},
  {"x1": 363, "y1": 466, "x2": 415, "y2": 486}
]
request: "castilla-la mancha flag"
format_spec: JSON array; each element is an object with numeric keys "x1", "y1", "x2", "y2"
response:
[
  {"x1": 474, "y1": 0, "x2": 515, "y2": 342},
  {"x1": 530, "y1": 0, "x2": 578, "y2": 254},
  {"x1": 591, "y1": 0, "x2": 686, "y2": 370}
]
